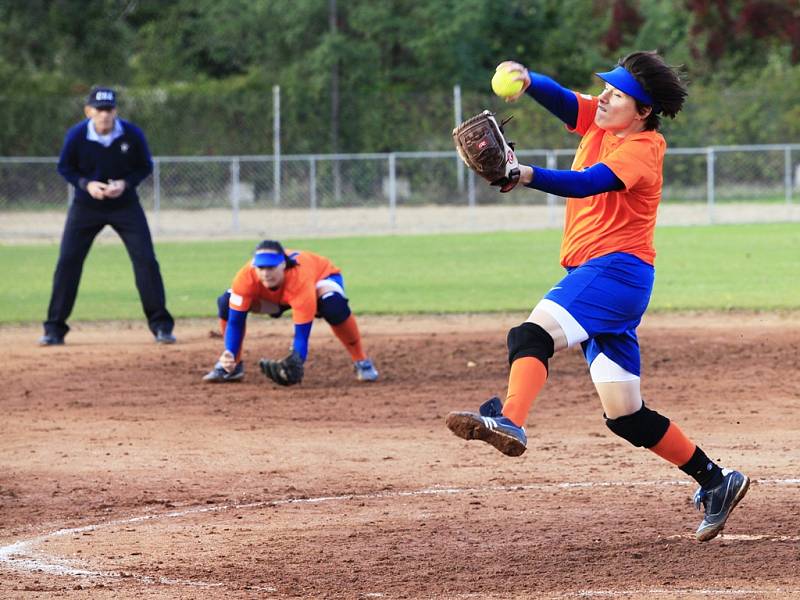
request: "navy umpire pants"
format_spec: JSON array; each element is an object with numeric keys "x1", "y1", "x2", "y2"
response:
[{"x1": 44, "y1": 199, "x2": 174, "y2": 338}]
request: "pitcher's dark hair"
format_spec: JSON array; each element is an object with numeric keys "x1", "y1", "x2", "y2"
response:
[{"x1": 620, "y1": 51, "x2": 687, "y2": 131}]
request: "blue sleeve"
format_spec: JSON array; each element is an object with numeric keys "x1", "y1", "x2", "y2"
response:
[
  {"x1": 123, "y1": 123, "x2": 154, "y2": 189},
  {"x1": 524, "y1": 163, "x2": 624, "y2": 198},
  {"x1": 224, "y1": 308, "x2": 248, "y2": 356},
  {"x1": 525, "y1": 72, "x2": 578, "y2": 129},
  {"x1": 292, "y1": 322, "x2": 313, "y2": 361},
  {"x1": 57, "y1": 125, "x2": 87, "y2": 190}
]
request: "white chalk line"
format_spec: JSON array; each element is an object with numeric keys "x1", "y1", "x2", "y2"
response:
[
  {"x1": 1, "y1": 477, "x2": 797, "y2": 593},
  {"x1": 565, "y1": 589, "x2": 799, "y2": 597},
  {"x1": 665, "y1": 533, "x2": 800, "y2": 542}
]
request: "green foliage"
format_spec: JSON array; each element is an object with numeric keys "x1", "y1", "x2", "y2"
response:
[
  {"x1": 0, "y1": 0, "x2": 798, "y2": 156},
  {"x1": 1, "y1": 223, "x2": 798, "y2": 324},
  {"x1": 0, "y1": 1, "x2": 135, "y2": 83},
  {"x1": 682, "y1": 0, "x2": 800, "y2": 79},
  {"x1": 675, "y1": 60, "x2": 800, "y2": 147}
]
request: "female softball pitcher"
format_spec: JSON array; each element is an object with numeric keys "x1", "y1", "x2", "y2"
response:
[{"x1": 447, "y1": 51, "x2": 748, "y2": 542}]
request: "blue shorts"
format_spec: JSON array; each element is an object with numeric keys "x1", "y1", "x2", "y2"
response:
[
  {"x1": 317, "y1": 273, "x2": 346, "y2": 297},
  {"x1": 542, "y1": 252, "x2": 654, "y2": 376},
  {"x1": 325, "y1": 273, "x2": 345, "y2": 291}
]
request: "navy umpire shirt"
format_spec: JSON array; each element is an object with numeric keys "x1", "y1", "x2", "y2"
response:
[{"x1": 57, "y1": 118, "x2": 153, "y2": 207}]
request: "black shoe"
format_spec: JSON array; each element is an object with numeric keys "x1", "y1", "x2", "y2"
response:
[
  {"x1": 694, "y1": 469, "x2": 750, "y2": 541},
  {"x1": 154, "y1": 330, "x2": 177, "y2": 344},
  {"x1": 38, "y1": 334, "x2": 64, "y2": 346}
]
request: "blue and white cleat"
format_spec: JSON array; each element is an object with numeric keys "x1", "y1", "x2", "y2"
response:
[
  {"x1": 203, "y1": 361, "x2": 245, "y2": 383},
  {"x1": 445, "y1": 396, "x2": 527, "y2": 457},
  {"x1": 693, "y1": 468, "x2": 750, "y2": 541},
  {"x1": 354, "y1": 358, "x2": 379, "y2": 382}
]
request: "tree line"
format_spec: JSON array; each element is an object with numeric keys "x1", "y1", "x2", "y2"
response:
[{"x1": 1, "y1": 0, "x2": 798, "y2": 156}]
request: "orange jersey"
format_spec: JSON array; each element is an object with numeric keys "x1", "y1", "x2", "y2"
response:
[
  {"x1": 560, "y1": 92, "x2": 666, "y2": 267},
  {"x1": 228, "y1": 250, "x2": 340, "y2": 324}
]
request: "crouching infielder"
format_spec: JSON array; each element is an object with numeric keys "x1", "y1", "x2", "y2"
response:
[{"x1": 204, "y1": 240, "x2": 378, "y2": 385}]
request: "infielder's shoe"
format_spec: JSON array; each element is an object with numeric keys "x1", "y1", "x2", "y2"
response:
[
  {"x1": 38, "y1": 334, "x2": 64, "y2": 346},
  {"x1": 693, "y1": 468, "x2": 750, "y2": 542},
  {"x1": 354, "y1": 358, "x2": 379, "y2": 382},
  {"x1": 203, "y1": 361, "x2": 244, "y2": 383},
  {"x1": 155, "y1": 329, "x2": 177, "y2": 344},
  {"x1": 445, "y1": 396, "x2": 527, "y2": 457}
]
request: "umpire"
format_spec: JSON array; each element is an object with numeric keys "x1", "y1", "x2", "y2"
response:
[{"x1": 40, "y1": 86, "x2": 176, "y2": 345}]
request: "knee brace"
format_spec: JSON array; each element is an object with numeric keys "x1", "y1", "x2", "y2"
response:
[
  {"x1": 217, "y1": 290, "x2": 231, "y2": 320},
  {"x1": 507, "y1": 322, "x2": 555, "y2": 369},
  {"x1": 604, "y1": 403, "x2": 670, "y2": 448},
  {"x1": 318, "y1": 292, "x2": 351, "y2": 326}
]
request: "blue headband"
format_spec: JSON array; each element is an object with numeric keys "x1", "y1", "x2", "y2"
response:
[
  {"x1": 252, "y1": 249, "x2": 285, "y2": 268},
  {"x1": 595, "y1": 65, "x2": 659, "y2": 111}
]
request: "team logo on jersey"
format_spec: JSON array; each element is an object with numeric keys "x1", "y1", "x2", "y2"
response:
[
  {"x1": 120, "y1": 143, "x2": 129, "y2": 153},
  {"x1": 230, "y1": 292, "x2": 244, "y2": 308}
]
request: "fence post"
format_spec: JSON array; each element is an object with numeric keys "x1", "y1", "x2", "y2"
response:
[
  {"x1": 388, "y1": 153, "x2": 397, "y2": 229},
  {"x1": 230, "y1": 157, "x2": 240, "y2": 232},
  {"x1": 273, "y1": 85, "x2": 281, "y2": 206},
  {"x1": 309, "y1": 157, "x2": 317, "y2": 227},
  {"x1": 467, "y1": 169, "x2": 476, "y2": 210},
  {"x1": 785, "y1": 146, "x2": 792, "y2": 205},
  {"x1": 454, "y1": 84, "x2": 464, "y2": 193},
  {"x1": 153, "y1": 158, "x2": 161, "y2": 234},
  {"x1": 546, "y1": 151, "x2": 557, "y2": 227},
  {"x1": 706, "y1": 147, "x2": 715, "y2": 224}
]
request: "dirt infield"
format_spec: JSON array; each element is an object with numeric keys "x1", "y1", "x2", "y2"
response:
[{"x1": 2, "y1": 313, "x2": 799, "y2": 599}]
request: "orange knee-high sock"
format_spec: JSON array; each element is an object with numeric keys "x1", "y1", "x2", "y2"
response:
[
  {"x1": 502, "y1": 357, "x2": 548, "y2": 427},
  {"x1": 218, "y1": 318, "x2": 244, "y2": 362},
  {"x1": 331, "y1": 315, "x2": 367, "y2": 361},
  {"x1": 649, "y1": 422, "x2": 696, "y2": 466}
]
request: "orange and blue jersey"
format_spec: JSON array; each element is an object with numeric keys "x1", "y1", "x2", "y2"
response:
[
  {"x1": 224, "y1": 250, "x2": 341, "y2": 360},
  {"x1": 228, "y1": 250, "x2": 339, "y2": 323},
  {"x1": 560, "y1": 93, "x2": 665, "y2": 267},
  {"x1": 522, "y1": 72, "x2": 666, "y2": 267}
]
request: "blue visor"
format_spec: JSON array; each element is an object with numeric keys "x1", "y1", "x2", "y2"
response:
[
  {"x1": 252, "y1": 250, "x2": 285, "y2": 268},
  {"x1": 595, "y1": 65, "x2": 657, "y2": 108}
]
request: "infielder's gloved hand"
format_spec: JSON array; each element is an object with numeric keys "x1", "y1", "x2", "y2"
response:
[
  {"x1": 259, "y1": 350, "x2": 304, "y2": 386},
  {"x1": 453, "y1": 110, "x2": 520, "y2": 192}
]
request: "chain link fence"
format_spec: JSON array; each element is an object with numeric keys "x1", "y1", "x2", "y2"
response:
[{"x1": 1, "y1": 144, "x2": 798, "y2": 241}]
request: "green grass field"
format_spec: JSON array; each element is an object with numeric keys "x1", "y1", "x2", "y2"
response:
[{"x1": 1, "y1": 223, "x2": 798, "y2": 324}]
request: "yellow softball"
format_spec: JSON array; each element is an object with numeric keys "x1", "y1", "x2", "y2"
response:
[{"x1": 491, "y1": 67, "x2": 524, "y2": 98}]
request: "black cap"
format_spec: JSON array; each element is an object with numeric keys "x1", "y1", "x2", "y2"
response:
[{"x1": 87, "y1": 86, "x2": 116, "y2": 109}]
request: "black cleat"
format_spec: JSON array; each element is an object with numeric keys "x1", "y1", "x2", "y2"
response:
[{"x1": 694, "y1": 469, "x2": 750, "y2": 541}]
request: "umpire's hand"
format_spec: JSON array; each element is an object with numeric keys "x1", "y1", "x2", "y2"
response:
[
  {"x1": 87, "y1": 181, "x2": 109, "y2": 199},
  {"x1": 105, "y1": 179, "x2": 127, "y2": 198}
]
